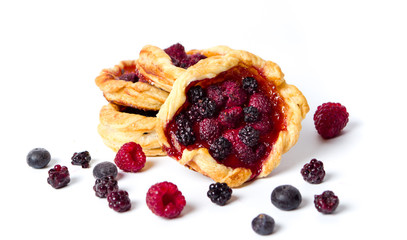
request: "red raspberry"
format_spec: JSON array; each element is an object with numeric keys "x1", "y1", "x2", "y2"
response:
[
  {"x1": 114, "y1": 142, "x2": 146, "y2": 172},
  {"x1": 198, "y1": 118, "x2": 221, "y2": 142},
  {"x1": 248, "y1": 93, "x2": 272, "y2": 113},
  {"x1": 218, "y1": 106, "x2": 243, "y2": 129},
  {"x1": 222, "y1": 80, "x2": 248, "y2": 108},
  {"x1": 314, "y1": 102, "x2": 349, "y2": 139},
  {"x1": 146, "y1": 181, "x2": 186, "y2": 219}
]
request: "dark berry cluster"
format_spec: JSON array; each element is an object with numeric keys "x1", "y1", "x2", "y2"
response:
[
  {"x1": 314, "y1": 190, "x2": 339, "y2": 214},
  {"x1": 107, "y1": 190, "x2": 132, "y2": 212},
  {"x1": 47, "y1": 165, "x2": 70, "y2": 189},
  {"x1": 93, "y1": 176, "x2": 119, "y2": 198},
  {"x1": 301, "y1": 159, "x2": 325, "y2": 184},
  {"x1": 209, "y1": 137, "x2": 232, "y2": 160},
  {"x1": 207, "y1": 182, "x2": 232, "y2": 206},
  {"x1": 71, "y1": 151, "x2": 91, "y2": 168}
]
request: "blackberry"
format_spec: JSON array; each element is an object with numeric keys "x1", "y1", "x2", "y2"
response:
[
  {"x1": 93, "y1": 176, "x2": 119, "y2": 198},
  {"x1": 209, "y1": 137, "x2": 232, "y2": 160},
  {"x1": 252, "y1": 214, "x2": 275, "y2": 235},
  {"x1": 300, "y1": 159, "x2": 325, "y2": 184},
  {"x1": 93, "y1": 161, "x2": 118, "y2": 179},
  {"x1": 27, "y1": 148, "x2": 51, "y2": 169},
  {"x1": 207, "y1": 182, "x2": 232, "y2": 206},
  {"x1": 242, "y1": 76, "x2": 258, "y2": 94},
  {"x1": 271, "y1": 185, "x2": 302, "y2": 211},
  {"x1": 47, "y1": 165, "x2": 70, "y2": 189},
  {"x1": 196, "y1": 97, "x2": 217, "y2": 119},
  {"x1": 314, "y1": 191, "x2": 339, "y2": 214},
  {"x1": 118, "y1": 72, "x2": 139, "y2": 82},
  {"x1": 187, "y1": 85, "x2": 205, "y2": 103},
  {"x1": 239, "y1": 125, "x2": 260, "y2": 147},
  {"x1": 107, "y1": 190, "x2": 131, "y2": 212},
  {"x1": 243, "y1": 106, "x2": 260, "y2": 123},
  {"x1": 176, "y1": 127, "x2": 196, "y2": 146},
  {"x1": 71, "y1": 151, "x2": 91, "y2": 168}
]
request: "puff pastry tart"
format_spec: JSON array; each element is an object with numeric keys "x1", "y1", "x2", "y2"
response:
[
  {"x1": 136, "y1": 44, "x2": 233, "y2": 92},
  {"x1": 156, "y1": 49, "x2": 309, "y2": 187},
  {"x1": 98, "y1": 103, "x2": 165, "y2": 156}
]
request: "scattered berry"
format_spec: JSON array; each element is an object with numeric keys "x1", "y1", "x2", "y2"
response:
[
  {"x1": 239, "y1": 125, "x2": 260, "y2": 147},
  {"x1": 93, "y1": 161, "x2": 118, "y2": 179},
  {"x1": 118, "y1": 72, "x2": 139, "y2": 82},
  {"x1": 243, "y1": 106, "x2": 260, "y2": 123},
  {"x1": 209, "y1": 137, "x2": 232, "y2": 161},
  {"x1": 114, "y1": 142, "x2": 146, "y2": 173},
  {"x1": 301, "y1": 159, "x2": 325, "y2": 184},
  {"x1": 26, "y1": 148, "x2": 51, "y2": 169},
  {"x1": 218, "y1": 106, "x2": 243, "y2": 129},
  {"x1": 71, "y1": 151, "x2": 91, "y2": 168},
  {"x1": 249, "y1": 93, "x2": 272, "y2": 113},
  {"x1": 207, "y1": 182, "x2": 232, "y2": 206},
  {"x1": 271, "y1": 185, "x2": 302, "y2": 211},
  {"x1": 242, "y1": 77, "x2": 258, "y2": 94},
  {"x1": 252, "y1": 214, "x2": 275, "y2": 235},
  {"x1": 187, "y1": 85, "x2": 205, "y2": 103},
  {"x1": 93, "y1": 176, "x2": 119, "y2": 198},
  {"x1": 47, "y1": 165, "x2": 70, "y2": 189},
  {"x1": 314, "y1": 190, "x2": 339, "y2": 214},
  {"x1": 314, "y1": 102, "x2": 349, "y2": 139},
  {"x1": 198, "y1": 118, "x2": 221, "y2": 142},
  {"x1": 107, "y1": 190, "x2": 131, "y2": 212},
  {"x1": 146, "y1": 181, "x2": 186, "y2": 219}
]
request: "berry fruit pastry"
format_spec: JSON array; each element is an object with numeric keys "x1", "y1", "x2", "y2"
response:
[{"x1": 156, "y1": 48, "x2": 309, "y2": 187}]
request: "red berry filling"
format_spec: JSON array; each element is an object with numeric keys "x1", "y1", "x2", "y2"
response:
[
  {"x1": 164, "y1": 43, "x2": 207, "y2": 69},
  {"x1": 164, "y1": 66, "x2": 286, "y2": 179}
]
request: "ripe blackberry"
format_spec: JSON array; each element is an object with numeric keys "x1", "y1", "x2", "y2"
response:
[
  {"x1": 146, "y1": 181, "x2": 186, "y2": 219},
  {"x1": 198, "y1": 118, "x2": 221, "y2": 142},
  {"x1": 314, "y1": 102, "x2": 349, "y2": 139},
  {"x1": 47, "y1": 165, "x2": 70, "y2": 189},
  {"x1": 118, "y1": 72, "x2": 139, "y2": 82},
  {"x1": 71, "y1": 151, "x2": 91, "y2": 168},
  {"x1": 252, "y1": 214, "x2": 275, "y2": 235},
  {"x1": 207, "y1": 182, "x2": 232, "y2": 206},
  {"x1": 107, "y1": 190, "x2": 131, "y2": 212},
  {"x1": 187, "y1": 97, "x2": 216, "y2": 122},
  {"x1": 164, "y1": 43, "x2": 187, "y2": 67},
  {"x1": 93, "y1": 176, "x2": 119, "y2": 198},
  {"x1": 239, "y1": 125, "x2": 260, "y2": 147},
  {"x1": 301, "y1": 159, "x2": 325, "y2": 184},
  {"x1": 114, "y1": 142, "x2": 146, "y2": 172},
  {"x1": 271, "y1": 185, "x2": 302, "y2": 211},
  {"x1": 243, "y1": 106, "x2": 260, "y2": 123},
  {"x1": 242, "y1": 76, "x2": 258, "y2": 94},
  {"x1": 218, "y1": 106, "x2": 243, "y2": 129},
  {"x1": 176, "y1": 126, "x2": 196, "y2": 146},
  {"x1": 209, "y1": 137, "x2": 232, "y2": 161},
  {"x1": 187, "y1": 85, "x2": 205, "y2": 103},
  {"x1": 93, "y1": 161, "x2": 118, "y2": 179},
  {"x1": 314, "y1": 190, "x2": 339, "y2": 214},
  {"x1": 27, "y1": 148, "x2": 51, "y2": 169},
  {"x1": 249, "y1": 93, "x2": 272, "y2": 113}
]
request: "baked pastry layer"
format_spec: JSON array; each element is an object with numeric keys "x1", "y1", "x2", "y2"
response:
[
  {"x1": 98, "y1": 103, "x2": 165, "y2": 156},
  {"x1": 156, "y1": 49, "x2": 309, "y2": 187}
]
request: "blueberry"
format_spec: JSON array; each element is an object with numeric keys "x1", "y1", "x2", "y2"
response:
[
  {"x1": 271, "y1": 185, "x2": 302, "y2": 211},
  {"x1": 26, "y1": 148, "x2": 51, "y2": 169},
  {"x1": 93, "y1": 161, "x2": 118, "y2": 179},
  {"x1": 252, "y1": 214, "x2": 275, "y2": 235}
]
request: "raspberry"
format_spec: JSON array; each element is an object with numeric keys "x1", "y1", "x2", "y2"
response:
[
  {"x1": 164, "y1": 43, "x2": 187, "y2": 67},
  {"x1": 239, "y1": 125, "x2": 260, "y2": 147},
  {"x1": 107, "y1": 190, "x2": 131, "y2": 212},
  {"x1": 118, "y1": 72, "x2": 139, "y2": 82},
  {"x1": 114, "y1": 142, "x2": 146, "y2": 173},
  {"x1": 222, "y1": 80, "x2": 248, "y2": 108},
  {"x1": 181, "y1": 53, "x2": 207, "y2": 68},
  {"x1": 207, "y1": 85, "x2": 226, "y2": 108},
  {"x1": 314, "y1": 102, "x2": 349, "y2": 139},
  {"x1": 209, "y1": 136, "x2": 232, "y2": 161},
  {"x1": 71, "y1": 151, "x2": 91, "y2": 168},
  {"x1": 93, "y1": 176, "x2": 119, "y2": 198},
  {"x1": 249, "y1": 93, "x2": 272, "y2": 113},
  {"x1": 314, "y1": 190, "x2": 339, "y2": 214},
  {"x1": 47, "y1": 165, "x2": 70, "y2": 189},
  {"x1": 207, "y1": 182, "x2": 232, "y2": 206},
  {"x1": 218, "y1": 106, "x2": 243, "y2": 129},
  {"x1": 300, "y1": 159, "x2": 325, "y2": 184},
  {"x1": 146, "y1": 181, "x2": 186, "y2": 219},
  {"x1": 242, "y1": 77, "x2": 258, "y2": 94},
  {"x1": 243, "y1": 106, "x2": 260, "y2": 123},
  {"x1": 234, "y1": 141, "x2": 256, "y2": 164},
  {"x1": 198, "y1": 118, "x2": 221, "y2": 142},
  {"x1": 222, "y1": 129, "x2": 241, "y2": 148},
  {"x1": 250, "y1": 114, "x2": 273, "y2": 134},
  {"x1": 187, "y1": 85, "x2": 205, "y2": 104}
]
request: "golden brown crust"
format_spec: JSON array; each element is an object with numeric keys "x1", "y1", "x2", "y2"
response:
[
  {"x1": 95, "y1": 60, "x2": 169, "y2": 111},
  {"x1": 156, "y1": 49, "x2": 309, "y2": 187},
  {"x1": 98, "y1": 103, "x2": 165, "y2": 156}
]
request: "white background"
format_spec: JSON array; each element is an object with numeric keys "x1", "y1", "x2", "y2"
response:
[{"x1": 1, "y1": 0, "x2": 406, "y2": 239}]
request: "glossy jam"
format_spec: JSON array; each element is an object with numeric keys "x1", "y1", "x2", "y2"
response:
[{"x1": 164, "y1": 65, "x2": 286, "y2": 179}]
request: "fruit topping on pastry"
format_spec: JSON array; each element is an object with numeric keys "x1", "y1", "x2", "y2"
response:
[{"x1": 164, "y1": 43, "x2": 207, "y2": 69}]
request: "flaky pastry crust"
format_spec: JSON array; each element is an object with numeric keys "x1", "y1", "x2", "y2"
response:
[
  {"x1": 156, "y1": 49, "x2": 309, "y2": 187},
  {"x1": 95, "y1": 60, "x2": 169, "y2": 111},
  {"x1": 98, "y1": 103, "x2": 165, "y2": 156}
]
